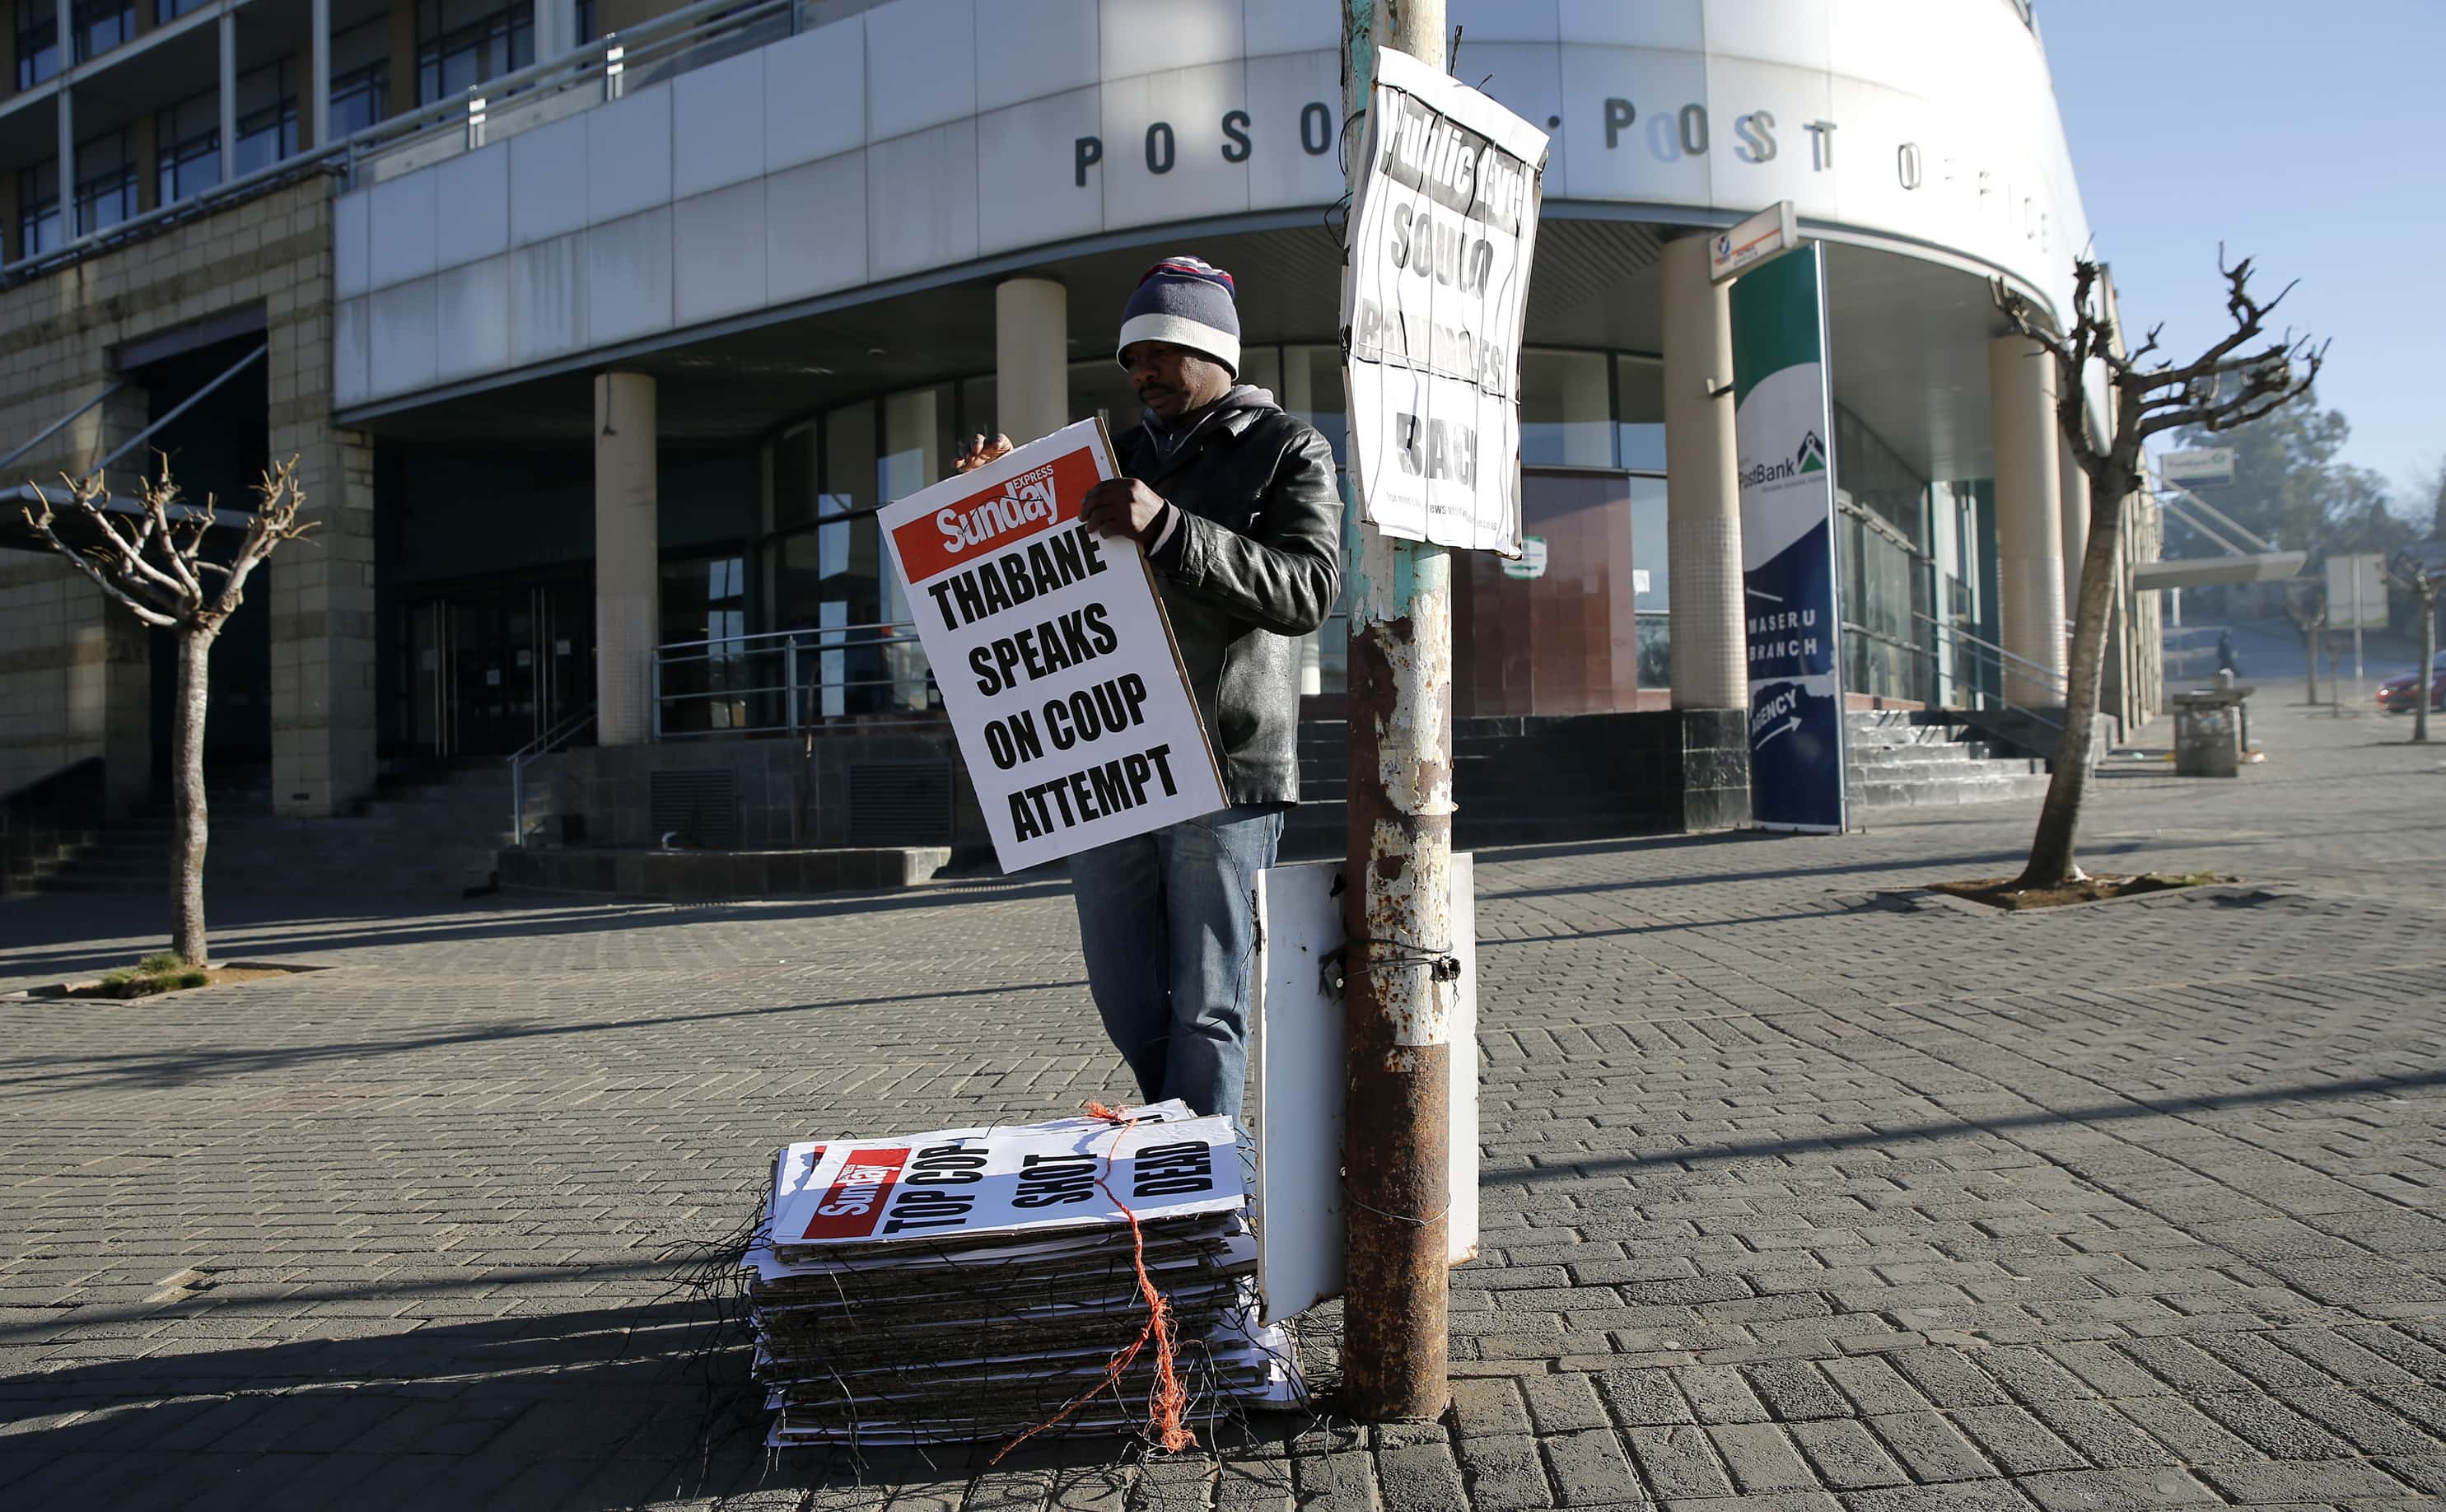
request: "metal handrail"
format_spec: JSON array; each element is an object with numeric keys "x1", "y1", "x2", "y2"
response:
[
  {"x1": 0, "y1": 0, "x2": 794, "y2": 283},
  {"x1": 507, "y1": 705, "x2": 597, "y2": 848},
  {"x1": 651, "y1": 618, "x2": 938, "y2": 742},
  {"x1": 345, "y1": 0, "x2": 795, "y2": 184},
  {"x1": 1906, "y1": 607, "x2": 2069, "y2": 692}
]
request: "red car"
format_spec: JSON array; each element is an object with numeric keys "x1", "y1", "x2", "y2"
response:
[{"x1": 2378, "y1": 652, "x2": 2446, "y2": 713}]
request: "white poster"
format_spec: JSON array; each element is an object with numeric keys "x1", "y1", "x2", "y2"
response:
[
  {"x1": 880, "y1": 419, "x2": 1225, "y2": 872},
  {"x1": 1342, "y1": 48, "x2": 1550, "y2": 554},
  {"x1": 767, "y1": 1113, "x2": 1242, "y2": 1248}
]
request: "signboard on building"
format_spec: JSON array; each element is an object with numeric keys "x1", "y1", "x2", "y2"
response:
[
  {"x1": 2327, "y1": 552, "x2": 2388, "y2": 630},
  {"x1": 1342, "y1": 48, "x2": 1550, "y2": 555},
  {"x1": 880, "y1": 419, "x2": 1225, "y2": 872},
  {"x1": 2160, "y1": 448, "x2": 2236, "y2": 488},
  {"x1": 1730, "y1": 243, "x2": 1849, "y2": 834},
  {"x1": 1710, "y1": 201, "x2": 1798, "y2": 282}
]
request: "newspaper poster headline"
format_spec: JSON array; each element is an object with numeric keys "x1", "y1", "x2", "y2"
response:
[
  {"x1": 1342, "y1": 47, "x2": 1549, "y2": 555},
  {"x1": 879, "y1": 419, "x2": 1225, "y2": 871},
  {"x1": 767, "y1": 1112, "x2": 1243, "y2": 1247}
]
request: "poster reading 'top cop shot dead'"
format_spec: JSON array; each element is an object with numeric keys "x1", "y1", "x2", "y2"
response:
[
  {"x1": 880, "y1": 419, "x2": 1225, "y2": 873},
  {"x1": 1730, "y1": 243, "x2": 1849, "y2": 834},
  {"x1": 1343, "y1": 48, "x2": 1548, "y2": 555}
]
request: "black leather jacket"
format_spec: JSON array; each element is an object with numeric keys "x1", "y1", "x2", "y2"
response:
[{"x1": 1119, "y1": 392, "x2": 1342, "y2": 806}]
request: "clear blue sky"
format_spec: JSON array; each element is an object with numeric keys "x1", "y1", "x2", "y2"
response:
[{"x1": 2038, "y1": 0, "x2": 2443, "y2": 506}]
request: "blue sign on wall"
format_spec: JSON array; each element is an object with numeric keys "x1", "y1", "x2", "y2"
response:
[{"x1": 1729, "y1": 243, "x2": 1848, "y2": 833}]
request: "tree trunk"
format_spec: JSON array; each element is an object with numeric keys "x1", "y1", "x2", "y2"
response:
[
  {"x1": 172, "y1": 625, "x2": 214, "y2": 967},
  {"x1": 2304, "y1": 626, "x2": 2319, "y2": 705},
  {"x1": 2016, "y1": 483, "x2": 2128, "y2": 889},
  {"x1": 2417, "y1": 590, "x2": 2437, "y2": 745}
]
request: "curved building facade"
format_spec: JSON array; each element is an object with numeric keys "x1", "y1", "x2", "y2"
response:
[{"x1": 0, "y1": 0, "x2": 2161, "y2": 856}]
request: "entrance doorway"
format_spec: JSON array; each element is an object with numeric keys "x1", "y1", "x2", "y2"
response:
[{"x1": 410, "y1": 579, "x2": 592, "y2": 757}]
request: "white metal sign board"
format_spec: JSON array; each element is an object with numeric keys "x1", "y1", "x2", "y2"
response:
[
  {"x1": 1342, "y1": 48, "x2": 1549, "y2": 555},
  {"x1": 880, "y1": 418, "x2": 1225, "y2": 872},
  {"x1": 2160, "y1": 448, "x2": 2236, "y2": 487},
  {"x1": 2326, "y1": 553, "x2": 2388, "y2": 630},
  {"x1": 1710, "y1": 201, "x2": 1798, "y2": 282},
  {"x1": 1250, "y1": 856, "x2": 1477, "y2": 1324}
]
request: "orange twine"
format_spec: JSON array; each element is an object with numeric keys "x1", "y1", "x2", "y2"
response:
[{"x1": 990, "y1": 1101, "x2": 1196, "y2": 1461}]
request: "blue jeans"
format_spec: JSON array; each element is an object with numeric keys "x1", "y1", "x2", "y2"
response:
[{"x1": 1068, "y1": 804, "x2": 1285, "y2": 1122}]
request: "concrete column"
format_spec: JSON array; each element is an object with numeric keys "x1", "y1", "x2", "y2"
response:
[
  {"x1": 54, "y1": 23, "x2": 72, "y2": 240},
  {"x1": 309, "y1": 0, "x2": 331, "y2": 150},
  {"x1": 217, "y1": 10, "x2": 238, "y2": 184},
  {"x1": 2058, "y1": 433, "x2": 2090, "y2": 632},
  {"x1": 1989, "y1": 334, "x2": 2066, "y2": 706},
  {"x1": 993, "y1": 277, "x2": 1068, "y2": 446},
  {"x1": 595, "y1": 372, "x2": 659, "y2": 745},
  {"x1": 1659, "y1": 234, "x2": 1746, "y2": 711}
]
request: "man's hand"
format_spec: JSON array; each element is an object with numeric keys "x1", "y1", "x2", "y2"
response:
[
  {"x1": 1080, "y1": 477, "x2": 1170, "y2": 544},
  {"x1": 954, "y1": 432, "x2": 1013, "y2": 474}
]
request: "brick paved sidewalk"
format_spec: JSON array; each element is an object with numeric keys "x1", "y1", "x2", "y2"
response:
[{"x1": 2, "y1": 688, "x2": 2442, "y2": 1510}]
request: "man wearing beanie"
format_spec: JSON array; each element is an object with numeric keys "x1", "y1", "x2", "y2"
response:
[{"x1": 955, "y1": 255, "x2": 1342, "y2": 1121}]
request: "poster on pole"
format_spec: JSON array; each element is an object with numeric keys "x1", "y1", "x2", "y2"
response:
[
  {"x1": 880, "y1": 418, "x2": 1225, "y2": 871},
  {"x1": 1730, "y1": 242, "x2": 1849, "y2": 834},
  {"x1": 1342, "y1": 47, "x2": 1549, "y2": 555}
]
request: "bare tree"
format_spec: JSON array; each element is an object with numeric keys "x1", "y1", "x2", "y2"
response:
[
  {"x1": 2387, "y1": 548, "x2": 2440, "y2": 744},
  {"x1": 2285, "y1": 586, "x2": 2327, "y2": 706},
  {"x1": 1995, "y1": 251, "x2": 2322, "y2": 889},
  {"x1": 21, "y1": 458, "x2": 313, "y2": 965}
]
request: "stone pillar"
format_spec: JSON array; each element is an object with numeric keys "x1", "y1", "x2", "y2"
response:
[
  {"x1": 2058, "y1": 433, "x2": 2090, "y2": 637},
  {"x1": 1989, "y1": 335, "x2": 2066, "y2": 706},
  {"x1": 1660, "y1": 234, "x2": 1746, "y2": 712},
  {"x1": 994, "y1": 277, "x2": 1068, "y2": 446},
  {"x1": 595, "y1": 371, "x2": 659, "y2": 745}
]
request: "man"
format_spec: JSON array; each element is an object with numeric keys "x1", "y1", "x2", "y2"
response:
[{"x1": 955, "y1": 255, "x2": 1342, "y2": 1121}]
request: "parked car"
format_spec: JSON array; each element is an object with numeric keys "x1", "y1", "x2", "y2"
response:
[{"x1": 2378, "y1": 651, "x2": 2446, "y2": 713}]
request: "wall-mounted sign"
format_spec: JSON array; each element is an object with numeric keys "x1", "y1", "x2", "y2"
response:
[
  {"x1": 1710, "y1": 200, "x2": 1797, "y2": 282},
  {"x1": 880, "y1": 419, "x2": 1225, "y2": 873},
  {"x1": 1731, "y1": 243, "x2": 1848, "y2": 834},
  {"x1": 1343, "y1": 49, "x2": 1550, "y2": 556},
  {"x1": 2160, "y1": 448, "x2": 2235, "y2": 487}
]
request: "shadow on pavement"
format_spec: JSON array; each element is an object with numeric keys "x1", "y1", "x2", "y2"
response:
[
  {"x1": 0, "y1": 1298, "x2": 1318, "y2": 1512},
  {"x1": 0, "y1": 880, "x2": 1076, "y2": 984},
  {"x1": 0, "y1": 975, "x2": 1094, "y2": 1096},
  {"x1": 1484, "y1": 1067, "x2": 2446, "y2": 1186}
]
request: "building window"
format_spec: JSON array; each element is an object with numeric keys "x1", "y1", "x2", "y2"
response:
[
  {"x1": 16, "y1": 160, "x2": 61, "y2": 257},
  {"x1": 236, "y1": 59, "x2": 301, "y2": 175},
  {"x1": 156, "y1": 0, "x2": 211, "y2": 21},
  {"x1": 418, "y1": 0, "x2": 535, "y2": 104},
  {"x1": 72, "y1": 0, "x2": 134, "y2": 62},
  {"x1": 329, "y1": 18, "x2": 393, "y2": 138},
  {"x1": 16, "y1": 7, "x2": 60, "y2": 88},
  {"x1": 575, "y1": 0, "x2": 595, "y2": 43},
  {"x1": 75, "y1": 128, "x2": 138, "y2": 238},
  {"x1": 156, "y1": 90, "x2": 223, "y2": 206}
]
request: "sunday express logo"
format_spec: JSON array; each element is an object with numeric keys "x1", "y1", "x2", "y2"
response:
[{"x1": 879, "y1": 420, "x2": 1226, "y2": 870}]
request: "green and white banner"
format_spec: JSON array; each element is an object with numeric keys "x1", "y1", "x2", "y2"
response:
[{"x1": 1729, "y1": 242, "x2": 1848, "y2": 833}]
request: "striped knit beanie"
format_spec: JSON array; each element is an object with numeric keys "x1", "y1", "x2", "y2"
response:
[{"x1": 1115, "y1": 255, "x2": 1241, "y2": 376}]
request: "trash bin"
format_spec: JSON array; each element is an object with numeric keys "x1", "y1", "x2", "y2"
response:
[{"x1": 2172, "y1": 689, "x2": 2246, "y2": 777}]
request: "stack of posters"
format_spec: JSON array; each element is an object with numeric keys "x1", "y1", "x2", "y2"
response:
[{"x1": 744, "y1": 1103, "x2": 1301, "y2": 1449}]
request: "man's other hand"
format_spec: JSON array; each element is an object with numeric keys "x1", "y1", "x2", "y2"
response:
[
  {"x1": 954, "y1": 432, "x2": 1013, "y2": 474},
  {"x1": 1080, "y1": 477, "x2": 1169, "y2": 543}
]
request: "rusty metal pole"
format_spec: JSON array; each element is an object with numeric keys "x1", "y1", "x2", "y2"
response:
[{"x1": 1340, "y1": 0, "x2": 1453, "y2": 1423}]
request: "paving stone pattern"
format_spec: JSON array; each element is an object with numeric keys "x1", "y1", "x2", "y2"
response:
[{"x1": 2, "y1": 690, "x2": 2443, "y2": 1511}]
